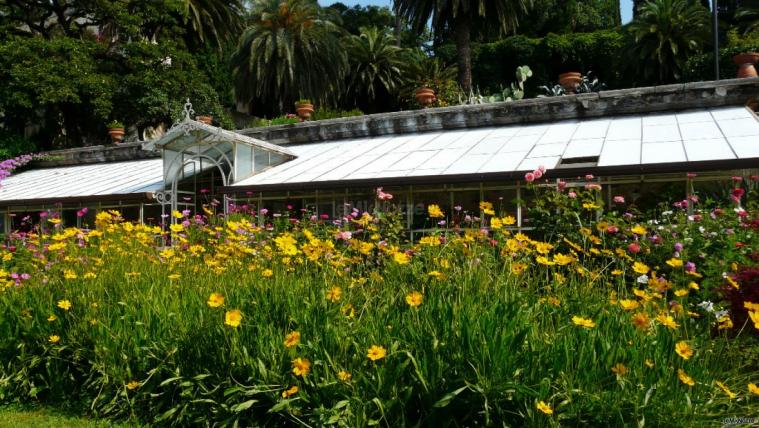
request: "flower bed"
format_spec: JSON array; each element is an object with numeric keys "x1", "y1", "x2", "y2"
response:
[{"x1": 0, "y1": 174, "x2": 757, "y2": 426}]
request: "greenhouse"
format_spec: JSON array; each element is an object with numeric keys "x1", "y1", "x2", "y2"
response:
[{"x1": 1, "y1": 80, "x2": 758, "y2": 235}]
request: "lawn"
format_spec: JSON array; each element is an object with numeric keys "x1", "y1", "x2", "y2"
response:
[
  {"x1": 0, "y1": 406, "x2": 136, "y2": 427},
  {"x1": 0, "y1": 175, "x2": 757, "y2": 426}
]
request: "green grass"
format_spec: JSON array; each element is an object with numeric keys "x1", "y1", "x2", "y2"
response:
[{"x1": 0, "y1": 406, "x2": 136, "y2": 428}]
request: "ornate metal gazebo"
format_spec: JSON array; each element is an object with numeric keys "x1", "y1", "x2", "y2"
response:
[{"x1": 142, "y1": 101, "x2": 295, "y2": 217}]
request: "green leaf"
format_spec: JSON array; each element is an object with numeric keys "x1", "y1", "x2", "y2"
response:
[{"x1": 433, "y1": 385, "x2": 469, "y2": 408}]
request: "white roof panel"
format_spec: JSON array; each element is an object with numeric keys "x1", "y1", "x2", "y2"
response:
[
  {"x1": 0, "y1": 159, "x2": 163, "y2": 203},
  {"x1": 233, "y1": 106, "x2": 759, "y2": 187}
]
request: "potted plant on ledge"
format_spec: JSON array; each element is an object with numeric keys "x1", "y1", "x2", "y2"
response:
[
  {"x1": 732, "y1": 52, "x2": 759, "y2": 78},
  {"x1": 195, "y1": 115, "x2": 213, "y2": 125},
  {"x1": 295, "y1": 99, "x2": 314, "y2": 120},
  {"x1": 107, "y1": 120, "x2": 125, "y2": 144}
]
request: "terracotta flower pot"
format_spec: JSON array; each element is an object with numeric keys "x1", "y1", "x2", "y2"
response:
[
  {"x1": 558, "y1": 72, "x2": 582, "y2": 94},
  {"x1": 196, "y1": 115, "x2": 213, "y2": 125},
  {"x1": 295, "y1": 103, "x2": 314, "y2": 120},
  {"x1": 733, "y1": 53, "x2": 759, "y2": 78},
  {"x1": 108, "y1": 127, "x2": 125, "y2": 144},
  {"x1": 415, "y1": 87, "x2": 436, "y2": 106}
]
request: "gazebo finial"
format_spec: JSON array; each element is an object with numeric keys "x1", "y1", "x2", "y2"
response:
[{"x1": 182, "y1": 98, "x2": 195, "y2": 120}]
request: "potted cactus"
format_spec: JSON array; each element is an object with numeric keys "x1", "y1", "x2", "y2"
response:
[
  {"x1": 295, "y1": 99, "x2": 314, "y2": 120},
  {"x1": 107, "y1": 120, "x2": 125, "y2": 144}
]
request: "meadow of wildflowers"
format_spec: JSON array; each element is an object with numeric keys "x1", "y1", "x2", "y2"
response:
[{"x1": 0, "y1": 172, "x2": 757, "y2": 427}]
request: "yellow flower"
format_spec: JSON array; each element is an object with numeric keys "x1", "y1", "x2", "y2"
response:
[
  {"x1": 744, "y1": 301, "x2": 759, "y2": 311},
  {"x1": 715, "y1": 381, "x2": 736, "y2": 399},
  {"x1": 337, "y1": 370, "x2": 352, "y2": 381},
  {"x1": 666, "y1": 258, "x2": 683, "y2": 268},
  {"x1": 262, "y1": 269, "x2": 274, "y2": 278},
  {"x1": 572, "y1": 316, "x2": 596, "y2": 329},
  {"x1": 746, "y1": 310, "x2": 759, "y2": 330},
  {"x1": 63, "y1": 270, "x2": 78, "y2": 280},
  {"x1": 611, "y1": 269, "x2": 623, "y2": 276},
  {"x1": 326, "y1": 286, "x2": 342, "y2": 303},
  {"x1": 405, "y1": 291, "x2": 423, "y2": 308},
  {"x1": 393, "y1": 252, "x2": 410, "y2": 265},
  {"x1": 291, "y1": 358, "x2": 311, "y2": 377},
  {"x1": 688, "y1": 282, "x2": 700, "y2": 290},
  {"x1": 611, "y1": 363, "x2": 629, "y2": 376},
  {"x1": 367, "y1": 345, "x2": 387, "y2": 361},
  {"x1": 674, "y1": 289, "x2": 689, "y2": 297},
  {"x1": 282, "y1": 385, "x2": 298, "y2": 398},
  {"x1": 631, "y1": 225, "x2": 647, "y2": 235},
  {"x1": 749, "y1": 383, "x2": 759, "y2": 395},
  {"x1": 678, "y1": 369, "x2": 695, "y2": 387},
  {"x1": 645, "y1": 359, "x2": 655, "y2": 368},
  {"x1": 656, "y1": 313, "x2": 679, "y2": 330},
  {"x1": 536, "y1": 401, "x2": 553, "y2": 415},
  {"x1": 224, "y1": 309, "x2": 242, "y2": 328},
  {"x1": 207, "y1": 293, "x2": 225, "y2": 308},
  {"x1": 284, "y1": 331, "x2": 301, "y2": 348},
  {"x1": 126, "y1": 380, "x2": 141, "y2": 391},
  {"x1": 675, "y1": 341, "x2": 693, "y2": 360},
  {"x1": 171, "y1": 210, "x2": 184, "y2": 219},
  {"x1": 632, "y1": 262, "x2": 650, "y2": 275},
  {"x1": 582, "y1": 202, "x2": 600, "y2": 210},
  {"x1": 619, "y1": 299, "x2": 640, "y2": 311},
  {"x1": 718, "y1": 315, "x2": 733, "y2": 330},
  {"x1": 553, "y1": 253, "x2": 574, "y2": 266},
  {"x1": 169, "y1": 223, "x2": 184, "y2": 233},
  {"x1": 48, "y1": 335, "x2": 60, "y2": 344},
  {"x1": 632, "y1": 312, "x2": 651, "y2": 330},
  {"x1": 501, "y1": 216, "x2": 516, "y2": 226},
  {"x1": 57, "y1": 299, "x2": 72, "y2": 311},
  {"x1": 428, "y1": 270, "x2": 445, "y2": 280},
  {"x1": 168, "y1": 273, "x2": 180, "y2": 280},
  {"x1": 47, "y1": 315, "x2": 57, "y2": 322},
  {"x1": 511, "y1": 263, "x2": 527, "y2": 275},
  {"x1": 490, "y1": 217, "x2": 503, "y2": 230},
  {"x1": 479, "y1": 201, "x2": 493, "y2": 211},
  {"x1": 427, "y1": 204, "x2": 444, "y2": 218}
]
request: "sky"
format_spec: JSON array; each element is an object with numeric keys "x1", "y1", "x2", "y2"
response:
[{"x1": 317, "y1": 0, "x2": 636, "y2": 24}]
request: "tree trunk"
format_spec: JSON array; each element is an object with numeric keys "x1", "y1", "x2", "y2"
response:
[{"x1": 454, "y1": 13, "x2": 472, "y2": 94}]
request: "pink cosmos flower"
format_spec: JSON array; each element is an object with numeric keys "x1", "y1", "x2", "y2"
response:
[
  {"x1": 568, "y1": 191, "x2": 577, "y2": 199},
  {"x1": 613, "y1": 196, "x2": 625, "y2": 204},
  {"x1": 524, "y1": 172, "x2": 535, "y2": 182},
  {"x1": 376, "y1": 187, "x2": 393, "y2": 201},
  {"x1": 533, "y1": 169, "x2": 543, "y2": 179}
]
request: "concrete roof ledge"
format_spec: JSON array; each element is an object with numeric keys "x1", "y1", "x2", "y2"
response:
[{"x1": 239, "y1": 78, "x2": 759, "y2": 146}]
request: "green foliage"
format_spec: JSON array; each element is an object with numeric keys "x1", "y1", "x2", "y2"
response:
[
  {"x1": 106, "y1": 121, "x2": 124, "y2": 129},
  {"x1": 231, "y1": 0, "x2": 346, "y2": 116},
  {"x1": 517, "y1": 0, "x2": 622, "y2": 37},
  {"x1": 628, "y1": 0, "x2": 711, "y2": 83},
  {"x1": 0, "y1": 131, "x2": 36, "y2": 159},
  {"x1": 342, "y1": 27, "x2": 408, "y2": 111},
  {"x1": 464, "y1": 65, "x2": 533, "y2": 103},
  {"x1": 181, "y1": 0, "x2": 245, "y2": 49},
  {"x1": 327, "y1": 3, "x2": 396, "y2": 35},
  {"x1": 683, "y1": 29, "x2": 759, "y2": 81},
  {"x1": 441, "y1": 30, "x2": 627, "y2": 95},
  {"x1": 311, "y1": 108, "x2": 364, "y2": 121}
]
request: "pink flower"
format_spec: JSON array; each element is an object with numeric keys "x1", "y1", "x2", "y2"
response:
[
  {"x1": 585, "y1": 174, "x2": 594, "y2": 180},
  {"x1": 524, "y1": 172, "x2": 535, "y2": 182},
  {"x1": 687, "y1": 172, "x2": 697, "y2": 179},
  {"x1": 731, "y1": 176, "x2": 743, "y2": 182},
  {"x1": 557, "y1": 180, "x2": 567, "y2": 192},
  {"x1": 613, "y1": 196, "x2": 625, "y2": 204},
  {"x1": 538, "y1": 165, "x2": 546, "y2": 173},
  {"x1": 628, "y1": 242, "x2": 641, "y2": 254},
  {"x1": 731, "y1": 188, "x2": 745, "y2": 204},
  {"x1": 376, "y1": 187, "x2": 393, "y2": 201},
  {"x1": 568, "y1": 191, "x2": 577, "y2": 199},
  {"x1": 533, "y1": 169, "x2": 543, "y2": 179},
  {"x1": 584, "y1": 183, "x2": 601, "y2": 191},
  {"x1": 335, "y1": 231, "x2": 352, "y2": 241},
  {"x1": 606, "y1": 225, "x2": 619, "y2": 233}
]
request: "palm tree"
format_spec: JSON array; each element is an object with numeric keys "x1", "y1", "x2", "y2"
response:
[
  {"x1": 629, "y1": 0, "x2": 710, "y2": 83},
  {"x1": 343, "y1": 27, "x2": 407, "y2": 110},
  {"x1": 735, "y1": 6, "x2": 759, "y2": 35},
  {"x1": 231, "y1": 0, "x2": 346, "y2": 114},
  {"x1": 395, "y1": 0, "x2": 530, "y2": 93},
  {"x1": 182, "y1": 0, "x2": 245, "y2": 49}
]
